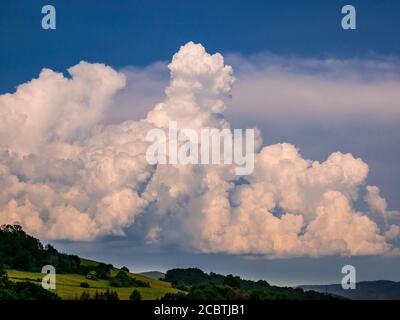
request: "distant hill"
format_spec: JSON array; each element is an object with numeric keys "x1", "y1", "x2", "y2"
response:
[
  {"x1": 139, "y1": 271, "x2": 165, "y2": 280},
  {"x1": 300, "y1": 280, "x2": 400, "y2": 300}
]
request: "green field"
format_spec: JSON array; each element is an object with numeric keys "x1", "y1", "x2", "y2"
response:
[{"x1": 6, "y1": 259, "x2": 181, "y2": 300}]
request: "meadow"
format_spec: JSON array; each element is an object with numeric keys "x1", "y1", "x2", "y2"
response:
[{"x1": 6, "y1": 259, "x2": 180, "y2": 300}]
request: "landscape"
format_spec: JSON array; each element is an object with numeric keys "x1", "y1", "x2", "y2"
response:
[
  {"x1": 0, "y1": 224, "x2": 341, "y2": 300},
  {"x1": 1, "y1": 224, "x2": 399, "y2": 300},
  {"x1": 1, "y1": 0, "x2": 400, "y2": 308}
]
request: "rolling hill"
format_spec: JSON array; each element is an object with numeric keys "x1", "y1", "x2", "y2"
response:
[
  {"x1": 0, "y1": 224, "x2": 343, "y2": 300},
  {"x1": 0, "y1": 224, "x2": 179, "y2": 300},
  {"x1": 300, "y1": 281, "x2": 400, "y2": 300},
  {"x1": 6, "y1": 259, "x2": 179, "y2": 300}
]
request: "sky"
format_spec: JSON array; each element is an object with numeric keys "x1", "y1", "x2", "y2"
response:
[
  {"x1": 2, "y1": 0, "x2": 400, "y2": 92},
  {"x1": 1, "y1": 0, "x2": 400, "y2": 286}
]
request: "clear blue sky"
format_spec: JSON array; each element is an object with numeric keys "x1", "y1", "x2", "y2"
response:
[{"x1": 1, "y1": 0, "x2": 400, "y2": 92}]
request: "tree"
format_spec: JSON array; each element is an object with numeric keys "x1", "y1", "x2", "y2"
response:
[
  {"x1": 96, "y1": 263, "x2": 112, "y2": 279},
  {"x1": 121, "y1": 266, "x2": 129, "y2": 272},
  {"x1": 129, "y1": 289, "x2": 141, "y2": 300},
  {"x1": 165, "y1": 268, "x2": 208, "y2": 285},
  {"x1": 45, "y1": 244, "x2": 58, "y2": 254},
  {"x1": 79, "y1": 291, "x2": 91, "y2": 300},
  {"x1": 94, "y1": 290, "x2": 105, "y2": 300},
  {"x1": 0, "y1": 264, "x2": 6, "y2": 280},
  {"x1": 0, "y1": 224, "x2": 81, "y2": 273},
  {"x1": 110, "y1": 271, "x2": 150, "y2": 288},
  {"x1": 104, "y1": 289, "x2": 119, "y2": 300},
  {"x1": 222, "y1": 275, "x2": 241, "y2": 288}
]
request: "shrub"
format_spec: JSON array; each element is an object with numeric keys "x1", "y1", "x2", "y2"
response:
[
  {"x1": 110, "y1": 271, "x2": 150, "y2": 288},
  {"x1": 104, "y1": 289, "x2": 119, "y2": 300},
  {"x1": 78, "y1": 289, "x2": 119, "y2": 300},
  {"x1": 80, "y1": 282, "x2": 90, "y2": 288},
  {"x1": 129, "y1": 289, "x2": 141, "y2": 300},
  {"x1": 80, "y1": 263, "x2": 112, "y2": 279},
  {"x1": 96, "y1": 263, "x2": 112, "y2": 279}
]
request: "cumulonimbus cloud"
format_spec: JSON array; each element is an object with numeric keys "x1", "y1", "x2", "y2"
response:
[
  {"x1": 225, "y1": 53, "x2": 400, "y2": 123},
  {"x1": 0, "y1": 42, "x2": 399, "y2": 258}
]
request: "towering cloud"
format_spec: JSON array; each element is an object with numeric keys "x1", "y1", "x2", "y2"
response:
[{"x1": 0, "y1": 42, "x2": 398, "y2": 258}]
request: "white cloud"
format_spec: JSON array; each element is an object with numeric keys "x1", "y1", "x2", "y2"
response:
[
  {"x1": 365, "y1": 185, "x2": 389, "y2": 216},
  {"x1": 0, "y1": 62, "x2": 126, "y2": 154},
  {"x1": 0, "y1": 42, "x2": 399, "y2": 258},
  {"x1": 225, "y1": 53, "x2": 400, "y2": 123},
  {"x1": 365, "y1": 185, "x2": 400, "y2": 235}
]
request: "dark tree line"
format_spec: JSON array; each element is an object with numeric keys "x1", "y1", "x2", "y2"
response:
[
  {"x1": 78, "y1": 289, "x2": 119, "y2": 300},
  {"x1": 0, "y1": 224, "x2": 113, "y2": 277},
  {"x1": 0, "y1": 224, "x2": 80, "y2": 273},
  {"x1": 162, "y1": 268, "x2": 342, "y2": 300}
]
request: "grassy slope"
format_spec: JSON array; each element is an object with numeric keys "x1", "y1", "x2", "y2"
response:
[{"x1": 7, "y1": 258, "x2": 180, "y2": 300}]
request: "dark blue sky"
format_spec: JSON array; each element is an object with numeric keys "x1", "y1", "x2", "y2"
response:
[{"x1": 1, "y1": 0, "x2": 400, "y2": 93}]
